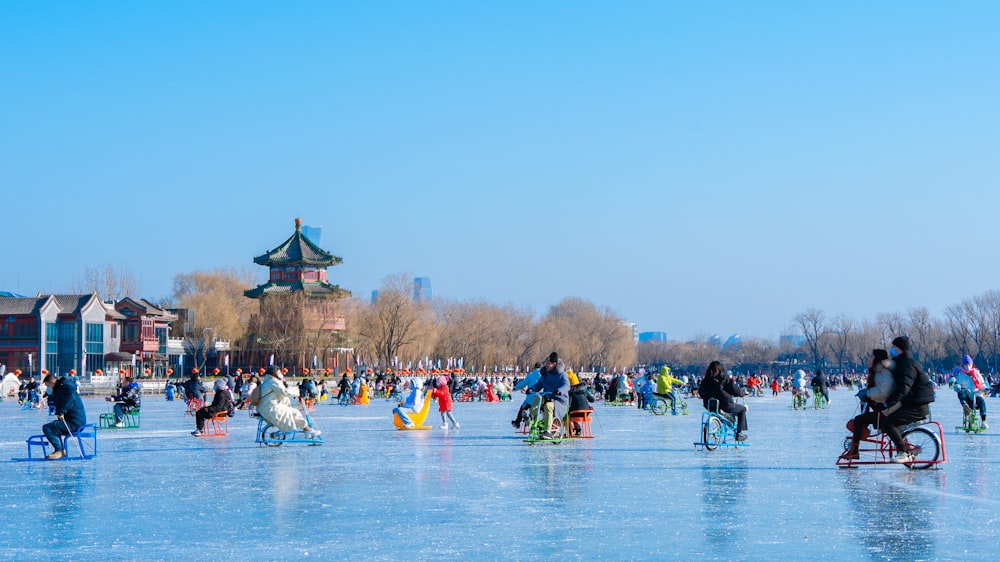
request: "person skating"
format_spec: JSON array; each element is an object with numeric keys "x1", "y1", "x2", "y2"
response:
[{"x1": 432, "y1": 376, "x2": 459, "y2": 429}]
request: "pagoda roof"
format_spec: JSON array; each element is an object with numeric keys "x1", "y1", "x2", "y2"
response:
[
  {"x1": 244, "y1": 280, "x2": 351, "y2": 300},
  {"x1": 253, "y1": 218, "x2": 342, "y2": 267}
]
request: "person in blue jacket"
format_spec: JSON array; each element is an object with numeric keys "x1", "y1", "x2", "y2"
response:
[
  {"x1": 529, "y1": 353, "x2": 571, "y2": 439},
  {"x1": 393, "y1": 378, "x2": 425, "y2": 429},
  {"x1": 41, "y1": 373, "x2": 87, "y2": 460},
  {"x1": 511, "y1": 362, "x2": 542, "y2": 428},
  {"x1": 106, "y1": 376, "x2": 141, "y2": 427}
]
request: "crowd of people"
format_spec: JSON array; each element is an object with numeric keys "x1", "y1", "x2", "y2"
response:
[{"x1": 15, "y1": 334, "x2": 993, "y2": 462}]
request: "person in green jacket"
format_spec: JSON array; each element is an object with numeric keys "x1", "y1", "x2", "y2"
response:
[{"x1": 655, "y1": 366, "x2": 686, "y2": 415}]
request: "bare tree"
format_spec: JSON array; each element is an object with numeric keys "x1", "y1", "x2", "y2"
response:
[
  {"x1": 793, "y1": 308, "x2": 826, "y2": 369},
  {"x1": 825, "y1": 314, "x2": 855, "y2": 371},
  {"x1": 352, "y1": 274, "x2": 434, "y2": 367},
  {"x1": 71, "y1": 263, "x2": 141, "y2": 301}
]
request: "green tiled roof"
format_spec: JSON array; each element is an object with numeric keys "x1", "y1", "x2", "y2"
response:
[
  {"x1": 253, "y1": 219, "x2": 342, "y2": 267},
  {"x1": 244, "y1": 281, "x2": 351, "y2": 299}
]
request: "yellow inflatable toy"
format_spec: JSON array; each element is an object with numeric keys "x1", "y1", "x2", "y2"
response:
[{"x1": 393, "y1": 390, "x2": 433, "y2": 430}]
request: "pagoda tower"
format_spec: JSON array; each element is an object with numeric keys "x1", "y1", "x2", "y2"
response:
[
  {"x1": 245, "y1": 217, "x2": 349, "y2": 299},
  {"x1": 245, "y1": 218, "x2": 351, "y2": 368}
]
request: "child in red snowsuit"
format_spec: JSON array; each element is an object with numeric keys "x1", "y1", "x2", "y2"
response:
[{"x1": 432, "y1": 376, "x2": 460, "y2": 429}]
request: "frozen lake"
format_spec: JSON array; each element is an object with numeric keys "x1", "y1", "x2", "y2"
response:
[{"x1": 1, "y1": 387, "x2": 997, "y2": 560}]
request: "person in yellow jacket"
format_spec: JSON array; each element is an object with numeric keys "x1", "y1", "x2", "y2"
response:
[{"x1": 655, "y1": 366, "x2": 686, "y2": 415}]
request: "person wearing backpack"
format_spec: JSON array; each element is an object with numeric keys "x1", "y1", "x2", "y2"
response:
[{"x1": 882, "y1": 336, "x2": 936, "y2": 463}]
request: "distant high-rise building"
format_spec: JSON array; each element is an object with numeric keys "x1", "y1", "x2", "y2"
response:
[
  {"x1": 371, "y1": 290, "x2": 379, "y2": 304},
  {"x1": 723, "y1": 334, "x2": 741, "y2": 351},
  {"x1": 638, "y1": 331, "x2": 668, "y2": 343},
  {"x1": 413, "y1": 277, "x2": 432, "y2": 303},
  {"x1": 621, "y1": 322, "x2": 638, "y2": 342},
  {"x1": 780, "y1": 334, "x2": 806, "y2": 348},
  {"x1": 301, "y1": 225, "x2": 323, "y2": 245}
]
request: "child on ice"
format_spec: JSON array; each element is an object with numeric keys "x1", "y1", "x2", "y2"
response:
[{"x1": 433, "y1": 376, "x2": 460, "y2": 429}]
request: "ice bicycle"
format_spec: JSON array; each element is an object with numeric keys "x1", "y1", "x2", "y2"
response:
[
  {"x1": 523, "y1": 396, "x2": 594, "y2": 444},
  {"x1": 649, "y1": 391, "x2": 688, "y2": 415},
  {"x1": 836, "y1": 414, "x2": 946, "y2": 469},
  {"x1": 694, "y1": 398, "x2": 748, "y2": 451},
  {"x1": 956, "y1": 403, "x2": 987, "y2": 434},
  {"x1": 254, "y1": 411, "x2": 324, "y2": 447}
]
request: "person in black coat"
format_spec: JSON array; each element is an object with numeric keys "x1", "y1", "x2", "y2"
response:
[
  {"x1": 811, "y1": 369, "x2": 830, "y2": 405},
  {"x1": 192, "y1": 379, "x2": 234, "y2": 436},
  {"x1": 882, "y1": 336, "x2": 936, "y2": 463},
  {"x1": 41, "y1": 374, "x2": 87, "y2": 459},
  {"x1": 185, "y1": 372, "x2": 207, "y2": 403},
  {"x1": 698, "y1": 361, "x2": 748, "y2": 441}
]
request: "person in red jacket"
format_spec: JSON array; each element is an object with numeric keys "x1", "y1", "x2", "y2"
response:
[{"x1": 432, "y1": 376, "x2": 460, "y2": 430}]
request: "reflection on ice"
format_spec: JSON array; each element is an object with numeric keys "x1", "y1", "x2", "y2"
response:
[{"x1": 0, "y1": 388, "x2": 998, "y2": 558}]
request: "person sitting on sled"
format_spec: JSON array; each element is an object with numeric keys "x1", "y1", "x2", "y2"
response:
[
  {"x1": 393, "y1": 378, "x2": 425, "y2": 429},
  {"x1": 106, "y1": 376, "x2": 141, "y2": 428},
  {"x1": 256, "y1": 367, "x2": 321, "y2": 438}
]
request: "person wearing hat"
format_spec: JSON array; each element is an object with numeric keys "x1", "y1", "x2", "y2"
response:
[
  {"x1": 655, "y1": 366, "x2": 686, "y2": 415},
  {"x1": 567, "y1": 370, "x2": 595, "y2": 436},
  {"x1": 841, "y1": 349, "x2": 896, "y2": 460},
  {"x1": 882, "y1": 336, "x2": 936, "y2": 463},
  {"x1": 432, "y1": 375, "x2": 460, "y2": 429},
  {"x1": 192, "y1": 378, "x2": 234, "y2": 436},
  {"x1": 955, "y1": 354, "x2": 988, "y2": 429},
  {"x1": 40, "y1": 373, "x2": 87, "y2": 459},
  {"x1": 106, "y1": 376, "x2": 141, "y2": 428},
  {"x1": 811, "y1": 369, "x2": 830, "y2": 406},
  {"x1": 529, "y1": 353, "x2": 571, "y2": 439},
  {"x1": 256, "y1": 367, "x2": 321, "y2": 438},
  {"x1": 184, "y1": 369, "x2": 207, "y2": 404}
]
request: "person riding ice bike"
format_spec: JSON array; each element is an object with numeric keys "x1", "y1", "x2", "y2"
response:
[{"x1": 653, "y1": 366, "x2": 686, "y2": 415}]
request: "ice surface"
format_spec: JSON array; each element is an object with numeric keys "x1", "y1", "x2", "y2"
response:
[{"x1": 0, "y1": 388, "x2": 997, "y2": 560}]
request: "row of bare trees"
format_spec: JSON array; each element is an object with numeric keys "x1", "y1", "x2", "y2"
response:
[
  {"x1": 76, "y1": 266, "x2": 1000, "y2": 376},
  {"x1": 346, "y1": 276, "x2": 637, "y2": 373},
  {"x1": 638, "y1": 292, "x2": 1000, "y2": 376}
]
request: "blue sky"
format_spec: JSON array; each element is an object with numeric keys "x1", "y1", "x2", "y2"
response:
[{"x1": 2, "y1": 2, "x2": 998, "y2": 340}]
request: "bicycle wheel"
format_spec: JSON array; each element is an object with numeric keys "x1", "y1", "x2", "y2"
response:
[
  {"x1": 901, "y1": 427, "x2": 939, "y2": 469},
  {"x1": 702, "y1": 416, "x2": 723, "y2": 451},
  {"x1": 261, "y1": 424, "x2": 286, "y2": 447},
  {"x1": 651, "y1": 398, "x2": 668, "y2": 415}
]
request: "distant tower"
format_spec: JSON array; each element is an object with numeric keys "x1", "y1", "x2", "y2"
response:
[
  {"x1": 301, "y1": 224, "x2": 322, "y2": 245},
  {"x1": 371, "y1": 290, "x2": 379, "y2": 304},
  {"x1": 413, "y1": 277, "x2": 432, "y2": 303}
]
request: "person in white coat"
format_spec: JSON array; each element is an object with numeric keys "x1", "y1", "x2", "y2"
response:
[
  {"x1": 841, "y1": 349, "x2": 895, "y2": 460},
  {"x1": 257, "y1": 367, "x2": 320, "y2": 437}
]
